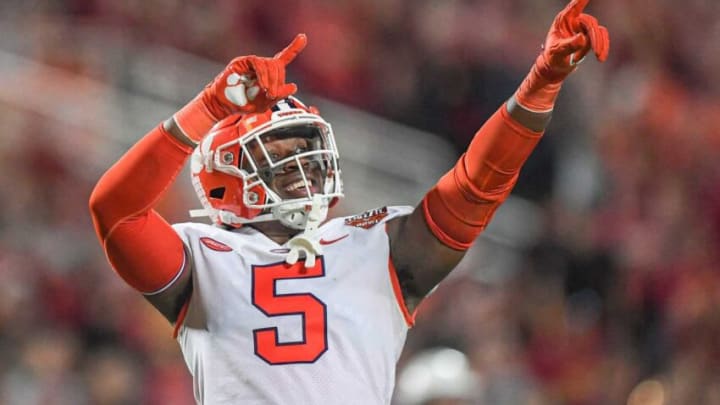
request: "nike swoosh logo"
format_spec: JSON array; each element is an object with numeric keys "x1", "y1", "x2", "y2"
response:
[{"x1": 319, "y1": 234, "x2": 349, "y2": 245}]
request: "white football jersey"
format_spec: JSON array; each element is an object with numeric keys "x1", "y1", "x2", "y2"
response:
[{"x1": 172, "y1": 206, "x2": 414, "y2": 405}]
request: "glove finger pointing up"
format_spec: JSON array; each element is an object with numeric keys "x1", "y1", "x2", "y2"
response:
[{"x1": 274, "y1": 33, "x2": 308, "y2": 66}]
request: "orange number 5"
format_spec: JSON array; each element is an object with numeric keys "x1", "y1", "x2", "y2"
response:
[{"x1": 251, "y1": 258, "x2": 328, "y2": 365}]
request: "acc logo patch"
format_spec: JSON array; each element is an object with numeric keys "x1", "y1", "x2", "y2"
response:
[
  {"x1": 345, "y1": 207, "x2": 389, "y2": 229},
  {"x1": 200, "y1": 237, "x2": 233, "y2": 252}
]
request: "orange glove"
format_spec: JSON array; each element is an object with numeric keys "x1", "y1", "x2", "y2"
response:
[
  {"x1": 515, "y1": 0, "x2": 609, "y2": 112},
  {"x1": 174, "y1": 34, "x2": 307, "y2": 143}
]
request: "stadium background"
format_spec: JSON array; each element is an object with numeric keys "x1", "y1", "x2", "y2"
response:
[{"x1": 1, "y1": 0, "x2": 719, "y2": 403}]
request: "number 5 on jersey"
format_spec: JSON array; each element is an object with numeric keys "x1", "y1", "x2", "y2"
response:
[{"x1": 251, "y1": 259, "x2": 328, "y2": 365}]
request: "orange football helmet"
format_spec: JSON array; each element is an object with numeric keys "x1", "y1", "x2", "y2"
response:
[{"x1": 189, "y1": 97, "x2": 343, "y2": 230}]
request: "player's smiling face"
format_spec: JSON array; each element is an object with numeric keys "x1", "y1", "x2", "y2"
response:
[{"x1": 246, "y1": 130, "x2": 326, "y2": 199}]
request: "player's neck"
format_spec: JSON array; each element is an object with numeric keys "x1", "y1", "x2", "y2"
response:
[{"x1": 248, "y1": 221, "x2": 302, "y2": 245}]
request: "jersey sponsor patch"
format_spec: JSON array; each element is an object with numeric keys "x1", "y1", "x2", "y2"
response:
[
  {"x1": 345, "y1": 207, "x2": 389, "y2": 229},
  {"x1": 200, "y1": 237, "x2": 233, "y2": 252}
]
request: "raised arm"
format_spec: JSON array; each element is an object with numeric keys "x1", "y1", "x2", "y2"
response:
[
  {"x1": 387, "y1": 0, "x2": 609, "y2": 312},
  {"x1": 88, "y1": 34, "x2": 307, "y2": 322}
]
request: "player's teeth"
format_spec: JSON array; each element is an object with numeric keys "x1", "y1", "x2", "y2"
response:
[
  {"x1": 284, "y1": 179, "x2": 314, "y2": 192},
  {"x1": 286, "y1": 181, "x2": 304, "y2": 191}
]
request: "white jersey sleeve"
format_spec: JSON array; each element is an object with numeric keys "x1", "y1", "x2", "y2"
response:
[{"x1": 172, "y1": 205, "x2": 414, "y2": 405}]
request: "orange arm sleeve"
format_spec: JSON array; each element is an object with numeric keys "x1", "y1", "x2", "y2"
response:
[
  {"x1": 422, "y1": 104, "x2": 543, "y2": 250},
  {"x1": 89, "y1": 124, "x2": 193, "y2": 294}
]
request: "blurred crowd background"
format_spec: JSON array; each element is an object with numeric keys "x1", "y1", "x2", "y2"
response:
[{"x1": 1, "y1": 0, "x2": 720, "y2": 404}]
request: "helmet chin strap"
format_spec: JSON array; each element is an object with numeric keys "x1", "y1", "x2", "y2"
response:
[
  {"x1": 193, "y1": 193, "x2": 331, "y2": 268},
  {"x1": 281, "y1": 195, "x2": 329, "y2": 268}
]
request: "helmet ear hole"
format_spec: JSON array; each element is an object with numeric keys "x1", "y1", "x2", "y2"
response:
[{"x1": 209, "y1": 187, "x2": 226, "y2": 199}]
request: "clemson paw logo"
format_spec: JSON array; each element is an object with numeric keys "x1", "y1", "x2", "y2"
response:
[{"x1": 224, "y1": 73, "x2": 260, "y2": 107}]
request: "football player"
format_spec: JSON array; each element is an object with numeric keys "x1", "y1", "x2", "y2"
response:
[{"x1": 89, "y1": 0, "x2": 608, "y2": 403}]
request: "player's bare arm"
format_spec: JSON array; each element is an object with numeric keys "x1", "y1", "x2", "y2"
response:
[{"x1": 386, "y1": 0, "x2": 609, "y2": 312}]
